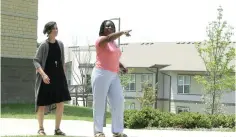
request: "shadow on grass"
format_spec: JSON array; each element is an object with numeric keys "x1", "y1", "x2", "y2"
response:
[{"x1": 1, "y1": 103, "x2": 111, "y2": 121}]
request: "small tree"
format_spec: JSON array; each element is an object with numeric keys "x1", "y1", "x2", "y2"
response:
[
  {"x1": 194, "y1": 6, "x2": 235, "y2": 114},
  {"x1": 119, "y1": 68, "x2": 134, "y2": 89},
  {"x1": 136, "y1": 82, "x2": 157, "y2": 109},
  {"x1": 118, "y1": 68, "x2": 135, "y2": 110},
  {"x1": 70, "y1": 36, "x2": 93, "y2": 106}
]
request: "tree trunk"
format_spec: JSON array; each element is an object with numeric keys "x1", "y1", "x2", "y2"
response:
[
  {"x1": 82, "y1": 76, "x2": 85, "y2": 107},
  {"x1": 211, "y1": 74, "x2": 216, "y2": 115},
  {"x1": 75, "y1": 86, "x2": 78, "y2": 106},
  {"x1": 211, "y1": 90, "x2": 216, "y2": 114}
]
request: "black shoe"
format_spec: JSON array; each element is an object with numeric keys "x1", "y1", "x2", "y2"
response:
[{"x1": 54, "y1": 129, "x2": 66, "y2": 136}]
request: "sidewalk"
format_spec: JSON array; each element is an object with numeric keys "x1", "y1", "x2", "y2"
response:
[{"x1": 0, "y1": 118, "x2": 235, "y2": 137}]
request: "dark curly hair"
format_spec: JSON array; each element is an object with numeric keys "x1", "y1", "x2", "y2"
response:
[
  {"x1": 99, "y1": 20, "x2": 116, "y2": 36},
  {"x1": 43, "y1": 21, "x2": 57, "y2": 35}
]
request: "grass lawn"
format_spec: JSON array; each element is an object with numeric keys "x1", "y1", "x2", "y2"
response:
[
  {"x1": 1, "y1": 103, "x2": 111, "y2": 123},
  {"x1": 3, "y1": 136, "x2": 78, "y2": 137},
  {"x1": 145, "y1": 127, "x2": 236, "y2": 132}
]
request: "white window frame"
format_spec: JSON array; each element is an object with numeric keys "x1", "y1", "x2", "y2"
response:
[
  {"x1": 176, "y1": 106, "x2": 190, "y2": 113},
  {"x1": 141, "y1": 74, "x2": 153, "y2": 89},
  {"x1": 177, "y1": 75, "x2": 191, "y2": 94},
  {"x1": 125, "y1": 102, "x2": 136, "y2": 110},
  {"x1": 125, "y1": 74, "x2": 136, "y2": 92}
]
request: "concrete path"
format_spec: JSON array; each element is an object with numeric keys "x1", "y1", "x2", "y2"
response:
[{"x1": 0, "y1": 118, "x2": 235, "y2": 137}]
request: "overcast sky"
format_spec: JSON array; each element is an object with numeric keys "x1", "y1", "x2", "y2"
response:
[{"x1": 37, "y1": 0, "x2": 236, "y2": 46}]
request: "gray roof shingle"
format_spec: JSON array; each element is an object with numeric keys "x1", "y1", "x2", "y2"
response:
[{"x1": 120, "y1": 42, "x2": 235, "y2": 71}]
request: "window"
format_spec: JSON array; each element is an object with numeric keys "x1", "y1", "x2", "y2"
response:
[
  {"x1": 141, "y1": 74, "x2": 153, "y2": 89},
  {"x1": 125, "y1": 74, "x2": 136, "y2": 91},
  {"x1": 125, "y1": 103, "x2": 135, "y2": 110},
  {"x1": 177, "y1": 75, "x2": 191, "y2": 94},
  {"x1": 177, "y1": 106, "x2": 190, "y2": 113}
]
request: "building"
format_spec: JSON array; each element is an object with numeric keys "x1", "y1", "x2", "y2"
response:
[
  {"x1": 65, "y1": 42, "x2": 236, "y2": 114},
  {"x1": 64, "y1": 46, "x2": 95, "y2": 106},
  {"x1": 1, "y1": 0, "x2": 38, "y2": 103}
]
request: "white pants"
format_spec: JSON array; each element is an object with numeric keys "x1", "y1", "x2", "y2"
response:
[{"x1": 91, "y1": 68, "x2": 124, "y2": 134}]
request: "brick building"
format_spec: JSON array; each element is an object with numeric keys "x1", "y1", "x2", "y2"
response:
[{"x1": 1, "y1": 0, "x2": 38, "y2": 103}]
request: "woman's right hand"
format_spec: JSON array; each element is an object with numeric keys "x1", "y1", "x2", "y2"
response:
[
  {"x1": 42, "y1": 74, "x2": 50, "y2": 84},
  {"x1": 123, "y1": 30, "x2": 132, "y2": 37}
]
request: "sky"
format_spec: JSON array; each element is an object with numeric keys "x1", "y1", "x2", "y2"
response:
[{"x1": 37, "y1": 0, "x2": 236, "y2": 47}]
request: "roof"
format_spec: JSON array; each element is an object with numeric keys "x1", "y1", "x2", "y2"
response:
[
  {"x1": 65, "y1": 42, "x2": 236, "y2": 72},
  {"x1": 119, "y1": 42, "x2": 236, "y2": 71}
]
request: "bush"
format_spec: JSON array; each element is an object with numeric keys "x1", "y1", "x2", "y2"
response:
[
  {"x1": 225, "y1": 115, "x2": 235, "y2": 128},
  {"x1": 171, "y1": 112, "x2": 211, "y2": 129},
  {"x1": 124, "y1": 108, "x2": 234, "y2": 129},
  {"x1": 152, "y1": 111, "x2": 175, "y2": 128},
  {"x1": 196, "y1": 113, "x2": 212, "y2": 128},
  {"x1": 210, "y1": 114, "x2": 227, "y2": 128},
  {"x1": 210, "y1": 114, "x2": 236, "y2": 128},
  {"x1": 125, "y1": 107, "x2": 157, "y2": 129},
  {"x1": 124, "y1": 109, "x2": 138, "y2": 128}
]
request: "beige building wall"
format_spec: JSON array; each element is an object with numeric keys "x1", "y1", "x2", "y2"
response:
[
  {"x1": 122, "y1": 68, "x2": 235, "y2": 114},
  {"x1": 64, "y1": 48, "x2": 235, "y2": 114},
  {"x1": 167, "y1": 71, "x2": 235, "y2": 114},
  {"x1": 169, "y1": 101, "x2": 235, "y2": 114},
  {"x1": 123, "y1": 68, "x2": 157, "y2": 98},
  {"x1": 1, "y1": 0, "x2": 38, "y2": 103},
  {"x1": 1, "y1": 0, "x2": 38, "y2": 58}
]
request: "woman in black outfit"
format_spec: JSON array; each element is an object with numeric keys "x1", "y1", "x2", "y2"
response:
[{"x1": 33, "y1": 21, "x2": 71, "y2": 136}]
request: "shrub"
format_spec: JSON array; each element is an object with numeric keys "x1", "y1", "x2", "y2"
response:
[
  {"x1": 124, "y1": 108, "x2": 234, "y2": 129},
  {"x1": 125, "y1": 107, "x2": 157, "y2": 129},
  {"x1": 224, "y1": 115, "x2": 235, "y2": 128},
  {"x1": 172, "y1": 112, "x2": 212, "y2": 129},
  {"x1": 124, "y1": 109, "x2": 138, "y2": 128},
  {"x1": 152, "y1": 111, "x2": 175, "y2": 128},
  {"x1": 196, "y1": 113, "x2": 212, "y2": 128},
  {"x1": 210, "y1": 114, "x2": 236, "y2": 128}
]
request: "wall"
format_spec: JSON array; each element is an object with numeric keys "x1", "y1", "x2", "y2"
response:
[
  {"x1": 168, "y1": 71, "x2": 235, "y2": 114},
  {"x1": 170, "y1": 71, "x2": 235, "y2": 103},
  {"x1": 65, "y1": 47, "x2": 96, "y2": 86},
  {"x1": 1, "y1": 0, "x2": 38, "y2": 103},
  {"x1": 169, "y1": 101, "x2": 235, "y2": 114},
  {"x1": 123, "y1": 68, "x2": 157, "y2": 98}
]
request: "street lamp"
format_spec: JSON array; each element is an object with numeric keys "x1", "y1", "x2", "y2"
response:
[
  {"x1": 103, "y1": 17, "x2": 121, "y2": 127},
  {"x1": 109, "y1": 18, "x2": 121, "y2": 47}
]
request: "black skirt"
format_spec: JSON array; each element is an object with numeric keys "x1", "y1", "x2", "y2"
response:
[{"x1": 37, "y1": 41, "x2": 71, "y2": 106}]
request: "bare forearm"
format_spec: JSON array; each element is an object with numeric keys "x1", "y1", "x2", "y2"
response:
[
  {"x1": 36, "y1": 67, "x2": 47, "y2": 77},
  {"x1": 107, "y1": 31, "x2": 124, "y2": 42}
]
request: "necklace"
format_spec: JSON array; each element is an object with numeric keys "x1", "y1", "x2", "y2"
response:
[{"x1": 55, "y1": 61, "x2": 58, "y2": 67}]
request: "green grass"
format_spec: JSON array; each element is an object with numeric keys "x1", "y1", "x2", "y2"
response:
[
  {"x1": 1, "y1": 103, "x2": 111, "y2": 123},
  {"x1": 3, "y1": 136, "x2": 79, "y2": 137},
  {"x1": 145, "y1": 127, "x2": 236, "y2": 132}
]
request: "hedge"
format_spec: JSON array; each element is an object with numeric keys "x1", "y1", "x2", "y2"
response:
[{"x1": 124, "y1": 107, "x2": 235, "y2": 129}]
